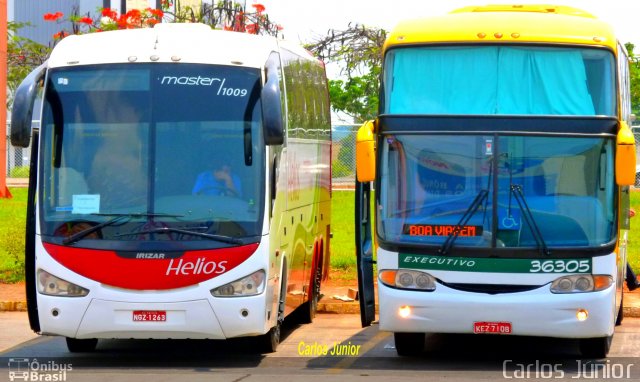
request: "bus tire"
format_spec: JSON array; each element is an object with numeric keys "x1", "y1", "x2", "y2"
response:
[
  {"x1": 259, "y1": 323, "x2": 281, "y2": 353},
  {"x1": 65, "y1": 337, "x2": 98, "y2": 353},
  {"x1": 579, "y1": 335, "x2": 612, "y2": 359},
  {"x1": 259, "y1": 267, "x2": 287, "y2": 353},
  {"x1": 300, "y1": 262, "x2": 322, "y2": 324},
  {"x1": 616, "y1": 291, "x2": 624, "y2": 326},
  {"x1": 394, "y1": 332, "x2": 425, "y2": 356}
]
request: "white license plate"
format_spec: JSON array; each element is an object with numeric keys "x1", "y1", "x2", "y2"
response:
[
  {"x1": 473, "y1": 321, "x2": 512, "y2": 334},
  {"x1": 132, "y1": 310, "x2": 166, "y2": 322}
]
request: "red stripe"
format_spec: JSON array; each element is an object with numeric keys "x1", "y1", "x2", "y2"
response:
[{"x1": 43, "y1": 242, "x2": 259, "y2": 290}]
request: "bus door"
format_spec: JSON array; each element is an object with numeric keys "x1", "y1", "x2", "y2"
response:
[{"x1": 355, "y1": 180, "x2": 375, "y2": 327}]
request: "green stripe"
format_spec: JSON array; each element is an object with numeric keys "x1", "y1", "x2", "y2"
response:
[{"x1": 398, "y1": 254, "x2": 592, "y2": 274}]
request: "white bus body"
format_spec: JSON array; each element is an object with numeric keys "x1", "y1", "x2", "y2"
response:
[{"x1": 11, "y1": 23, "x2": 331, "y2": 353}]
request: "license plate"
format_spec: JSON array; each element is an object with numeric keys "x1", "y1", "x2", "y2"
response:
[
  {"x1": 473, "y1": 321, "x2": 511, "y2": 334},
  {"x1": 132, "y1": 310, "x2": 166, "y2": 322}
]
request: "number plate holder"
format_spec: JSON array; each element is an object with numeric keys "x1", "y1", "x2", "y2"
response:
[
  {"x1": 473, "y1": 321, "x2": 511, "y2": 334},
  {"x1": 132, "y1": 310, "x2": 166, "y2": 322}
]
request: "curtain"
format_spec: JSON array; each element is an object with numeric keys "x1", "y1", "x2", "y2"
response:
[{"x1": 387, "y1": 46, "x2": 596, "y2": 115}]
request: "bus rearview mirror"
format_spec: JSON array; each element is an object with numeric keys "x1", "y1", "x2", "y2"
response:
[
  {"x1": 616, "y1": 122, "x2": 636, "y2": 186},
  {"x1": 10, "y1": 63, "x2": 47, "y2": 148},
  {"x1": 261, "y1": 63, "x2": 284, "y2": 146},
  {"x1": 356, "y1": 120, "x2": 377, "y2": 182}
]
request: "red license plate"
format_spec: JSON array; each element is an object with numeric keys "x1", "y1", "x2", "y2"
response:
[
  {"x1": 133, "y1": 310, "x2": 166, "y2": 322},
  {"x1": 473, "y1": 321, "x2": 512, "y2": 334}
]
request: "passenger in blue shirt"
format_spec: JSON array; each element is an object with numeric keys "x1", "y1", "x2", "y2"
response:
[{"x1": 192, "y1": 164, "x2": 242, "y2": 197}]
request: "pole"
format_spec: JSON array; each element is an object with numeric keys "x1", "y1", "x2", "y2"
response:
[{"x1": 0, "y1": 0, "x2": 12, "y2": 198}]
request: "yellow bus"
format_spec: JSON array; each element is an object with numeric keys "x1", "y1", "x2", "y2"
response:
[{"x1": 355, "y1": 4, "x2": 636, "y2": 358}]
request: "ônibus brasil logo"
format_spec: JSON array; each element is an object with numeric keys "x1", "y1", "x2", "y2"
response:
[
  {"x1": 165, "y1": 258, "x2": 227, "y2": 276},
  {"x1": 8, "y1": 358, "x2": 72, "y2": 382}
]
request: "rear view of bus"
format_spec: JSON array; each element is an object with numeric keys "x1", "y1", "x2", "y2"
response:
[
  {"x1": 355, "y1": 5, "x2": 636, "y2": 358},
  {"x1": 11, "y1": 23, "x2": 331, "y2": 353}
]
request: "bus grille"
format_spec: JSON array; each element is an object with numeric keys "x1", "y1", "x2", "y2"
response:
[{"x1": 441, "y1": 282, "x2": 542, "y2": 294}]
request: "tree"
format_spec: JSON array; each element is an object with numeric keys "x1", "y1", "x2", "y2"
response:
[
  {"x1": 5, "y1": 2, "x2": 280, "y2": 110},
  {"x1": 625, "y1": 43, "x2": 640, "y2": 118},
  {"x1": 6, "y1": 22, "x2": 49, "y2": 108},
  {"x1": 306, "y1": 24, "x2": 386, "y2": 123}
]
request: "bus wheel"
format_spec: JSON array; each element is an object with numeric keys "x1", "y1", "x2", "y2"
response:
[
  {"x1": 259, "y1": 323, "x2": 281, "y2": 353},
  {"x1": 259, "y1": 273, "x2": 286, "y2": 353},
  {"x1": 300, "y1": 263, "x2": 322, "y2": 324},
  {"x1": 579, "y1": 335, "x2": 612, "y2": 359},
  {"x1": 65, "y1": 337, "x2": 98, "y2": 353},
  {"x1": 394, "y1": 332, "x2": 425, "y2": 356},
  {"x1": 616, "y1": 291, "x2": 624, "y2": 326}
]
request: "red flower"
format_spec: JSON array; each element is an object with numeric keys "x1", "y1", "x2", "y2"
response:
[
  {"x1": 252, "y1": 3, "x2": 265, "y2": 13},
  {"x1": 43, "y1": 12, "x2": 64, "y2": 22},
  {"x1": 53, "y1": 31, "x2": 69, "y2": 39},
  {"x1": 147, "y1": 8, "x2": 164, "y2": 18},
  {"x1": 79, "y1": 17, "x2": 93, "y2": 25},
  {"x1": 101, "y1": 8, "x2": 118, "y2": 20},
  {"x1": 245, "y1": 23, "x2": 257, "y2": 34}
]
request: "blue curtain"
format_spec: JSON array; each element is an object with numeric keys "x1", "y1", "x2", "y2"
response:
[{"x1": 387, "y1": 47, "x2": 596, "y2": 115}]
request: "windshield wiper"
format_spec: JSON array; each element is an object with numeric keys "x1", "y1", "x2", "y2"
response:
[
  {"x1": 113, "y1": 226, "x2": 245, "y2": 245},
  {"x1": 438, "y1": 189, "x2": 489, "y2": 256},
  {"x1": 510, "y1": 184, "x2": 550, "y2": 256},
  {"x1": 62, "y1": 213, "x2": 183, "y2": 245}
]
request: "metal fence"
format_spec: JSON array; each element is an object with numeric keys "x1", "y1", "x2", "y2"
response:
[
  {"x1": 331, "y1": 124, "x2": 358, "y2": 189},
  {"x1": 5, "y1": 122, "x2": 32, "y2": 178}
]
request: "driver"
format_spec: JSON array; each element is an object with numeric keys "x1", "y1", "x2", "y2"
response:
[{"x1": 192, "y1": 164, "x2": 242, "y2": 197}]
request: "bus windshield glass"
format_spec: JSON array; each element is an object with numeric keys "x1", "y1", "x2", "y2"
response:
[
  {"x1": 383, "y1": 46, "x2": 616, "y2": 116},
  {"x1": 377, "y1": 134, "x2": 616, "y2": 251},
  {"x1": 40, "y1": 63, "x2": 265, "y2": 245}
]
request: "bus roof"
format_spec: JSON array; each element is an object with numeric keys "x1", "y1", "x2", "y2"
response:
[
  {"x1": 47, "y1": 23, "x2": 310, "y2": 69},
  {"x1": 384, "y1": 4, "x2": 617, "y2": 52}
]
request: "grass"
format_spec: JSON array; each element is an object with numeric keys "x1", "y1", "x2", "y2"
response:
[
  {"x1": 627, "y1": 191, "x2": 640, "y2": 273},
  {"x1": 0, "y1": 188, "x2": 27, "y2": 283},
  {"x1": 329, "y1": 191, "x2": 357, "y2": 280},
  {"x1": 0, "y1": 188, "x2": 638, "y2": 283}
]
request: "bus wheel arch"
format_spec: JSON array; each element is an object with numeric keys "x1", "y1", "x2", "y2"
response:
[
  {"x1": 259, "y1": 257, "x2": 287, "y2": 353},
  {"x1": 300, "y1": 240, "x2": 322, "y2": 324}
]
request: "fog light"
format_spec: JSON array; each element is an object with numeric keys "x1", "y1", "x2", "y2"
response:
[
  {"x1": 399, "y1": 305, "x2": 411, "y2": 318},
  {"x1": 576, "y1": 309, "x2": 589, "y2": 321}
]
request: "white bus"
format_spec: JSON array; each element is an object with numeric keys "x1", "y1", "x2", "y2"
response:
[
  {"x1": 10, "y1": 23, "x2": 332, "y2": 353},
  {"x1": 354, "y1": 5, "x2": 636, "y2": 358}
]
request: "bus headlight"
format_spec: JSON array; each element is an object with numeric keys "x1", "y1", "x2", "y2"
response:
[
  {"x1": 550, "y1": 275, "x2": 612, "y2": 294},
  {"x1": 211, "y1": 270, "x2": 266, "y2": 297},
  {"x1": 379, "y1": 269, "x2": 436, "y2": 291},
  {"x1": 37, "y1": 269, "x2": 89, "y2": 297}
]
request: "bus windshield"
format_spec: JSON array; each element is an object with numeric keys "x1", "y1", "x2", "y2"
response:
[
  {"x1": 383, "y1": 46, "x2": 616, "y2": 116},
  {"x1": 40, "y1": 63, "x2": 265, "y2": 246},
  {"x1": 377, "y1": 134, "x2": 616, "y2": 252}
]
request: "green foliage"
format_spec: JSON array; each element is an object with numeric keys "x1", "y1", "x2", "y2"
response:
[
  {"x1": 6, "y1": 22, "x2": 50, "y2": 109},
  {"x1": 306, "y1": 24, "x2": 386, "y2": 123},
  {"x1": 328, "y1": 68, "x2": 379, "y2": 122},
  {"x1": 625, "y1": 43, "x2": 640, "y2": 117}
]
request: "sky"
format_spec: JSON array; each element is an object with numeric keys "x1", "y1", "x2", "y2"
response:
[
  {"x1": 259, "y1": 0, "x2": 640, "y2": 48},
  {"x1": 258, "y1": 0, "x2": 640, "y2": 123}
]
